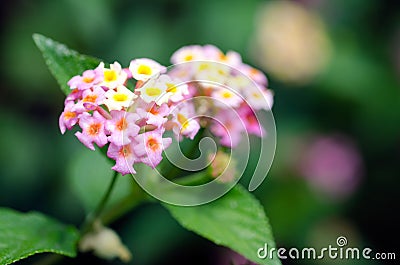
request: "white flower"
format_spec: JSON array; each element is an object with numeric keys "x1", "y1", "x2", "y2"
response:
[
  {"x1": 194, "y1": 62, "x2": 230, "y2": 84},
  {"x1": 211, "y1": 87, "x2": 242, "y2": 108},
  {"x1": 226, "y1": 75, "x2": 253, "y2": 92},
  {"x1": 137, "y1": 74, "x2": 172, "y2": 105},
  {"x1": 160, "y1": 75, "x2": 189, "y2": 103},
  {"x1": 129, "y1": 58, "x2": 165, "y2": 81},
  {"x1": 100, "y1": 61, "x2": 128, "y2": 89},
  {"x1": 243, "y1": 87, "x2": 274, "y2": 110},
  {"x1": 104, "y1": 85, "x2": 137, "y2": 111}
]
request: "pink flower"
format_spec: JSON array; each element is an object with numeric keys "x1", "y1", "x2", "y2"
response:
[
  {"x1": 65, "y1": 88, "x2": 83, "y2": 103},
  {"x1": 68, "y1": 65, "x2": 103, "y2": 90},
  {"x1": 59, "y1": 101, "x2": 80, "y2": 134},
  {"x1": 76, "y1": 86, "x2": 106, "y2": 111},
  {"x1": 210, "y1": 109, "x2": 245, "y2": 147},
  {"x1": 107, "y1": 142, "x2": 137, "y2": 175},
  {"x1": 75, "y1": 111, "x2": 108, "y2": 150},
  {"x1": 133, "y1": 129, "x2": 172, "y2": 168},
  {"x1": 202, "y1": 45, "x2": 223, "y2": 60},
  {"x1": 106, "y1": 110, "x2": 140, "y2": 146},
  {"x1": 136, "y1": 102, "x2": 169, "y2": 128}
]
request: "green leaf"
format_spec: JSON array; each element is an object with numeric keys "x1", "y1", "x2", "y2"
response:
[
  {"x1": 0, "y1": 208, "x2": 79, "y2": 265},
  {"x1": 33, "y1": 33, "x2": 101, "y2": 95},
  {"x1": 164, "y1": 184, "x2": 281, "y2": 265}
]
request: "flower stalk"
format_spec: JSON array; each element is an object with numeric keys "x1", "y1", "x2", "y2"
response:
[{"x1": 81, "y1": 170, "x2": 119, "y2": 235}]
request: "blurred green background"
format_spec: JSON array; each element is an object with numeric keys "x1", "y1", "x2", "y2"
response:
[{"x1": 0, "y1": 0, "x2": 399, "y2": 264}]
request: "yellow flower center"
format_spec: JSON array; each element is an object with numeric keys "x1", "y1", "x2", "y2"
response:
[
  {"x1": 222, "y1": 91, "x2": 233, "y2": 99},
  {"x1": 218, "y1": 69, "x2": 226, "y2": 75},
  {"x1": 138, "y1": 65, "x2": 152, "y2": 75},
  {"x1": 184, "y1": 55, "x2": 193, "y2": 61},
  {"x1": 199, "y1": 63, "x2": 210, "y2": 71},
  {"x1": 166, "y1": 83, "x2": 177, "y2": 93},
  {"x1": 113, "y1": 93, "x2": 128, "y2": 102},
  {"x1": 104, "y1": 70, "x2": 117, "y2": 82},
  {"x1": 145, "y1": 87, "x2": 162, "y2": 97},
  {"x1": 177, "y1": 113, "x2": 189, "y2": 130}
]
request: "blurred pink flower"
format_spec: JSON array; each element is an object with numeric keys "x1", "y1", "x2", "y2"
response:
[
  {"x1": 298, "y1": 134, "x2": 363, "y2": 199},
  {"x1": 210, "y1": 109, "x2": 245, "y2": 148},
  {"x1": 218, "y1": 248, "x2": 257, "y2": 265},
  {"x1": 238, "y1": 104, "x2": 265, "y2": 137}
]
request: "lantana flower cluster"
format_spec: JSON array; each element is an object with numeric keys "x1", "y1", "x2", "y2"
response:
[{"x1": 59, "y1": 45, "x2": 273, "y2": 176}]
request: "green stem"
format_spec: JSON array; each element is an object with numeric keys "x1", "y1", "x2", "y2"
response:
[
  {"x1": 81, "y1": 170, "x2": 119, "y2": 234},
  {"x1": 93, "y1": 170, "x2": 119, "y2": 219},
  {"x1": 101, "y1": 186, "x2": 149, "y2": 225},
  {"x1": 174, "y1": 171, "x2": 211, "y2": 185}
]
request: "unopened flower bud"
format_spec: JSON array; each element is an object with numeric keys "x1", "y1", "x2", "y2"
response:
[
  {"x1": 209, "y1": 151, "x2": 237, "y2": 183},
  {"x1": 79, "y1": 222, "x2": 132, "y2": 262}
]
